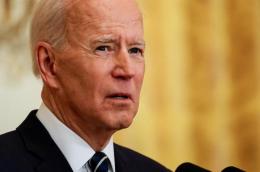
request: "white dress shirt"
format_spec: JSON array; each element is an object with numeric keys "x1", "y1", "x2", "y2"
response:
[{"x1": 36, "y1": 103, "x2": 115, "y2": 172}]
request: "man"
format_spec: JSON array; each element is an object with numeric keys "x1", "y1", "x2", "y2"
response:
[{"x1": 0, "y1": 0, "x2": 171, "y2": 171}]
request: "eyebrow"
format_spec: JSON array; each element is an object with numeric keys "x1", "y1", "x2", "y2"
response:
[
  {"x1": 130, "y1": 41, "x2": 146, "y2": 47},
  {"x1": 92, "y1": 36, "x2": 145, "y2": 47},
  {"x1": 92, "y1": 36, "x2": 118, "y2": 44}
]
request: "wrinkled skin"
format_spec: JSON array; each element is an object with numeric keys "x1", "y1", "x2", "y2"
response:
[{"x1": 37, "y1": 0, "x2": 145, "y2": 150}]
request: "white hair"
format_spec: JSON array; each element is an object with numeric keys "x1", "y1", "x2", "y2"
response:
[
  {"x1": 30, "y1": 0, "x2": 141, "y2": 76},
  {"x1": 30, "y1": 0, "x2": 71, "y2": 76}
]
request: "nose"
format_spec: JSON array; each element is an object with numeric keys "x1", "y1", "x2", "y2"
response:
[{"x1": 111, "y1": 49, "x2": 135, "y2": 80}]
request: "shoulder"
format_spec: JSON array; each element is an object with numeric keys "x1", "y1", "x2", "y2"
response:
[
  {"x1": 0, "y1": 130, "x2": 28, "y2": 158},
  {"x1": 114, "y1": 143, "x2": 172, "y2": 172},
  {"x1": 0, "y1": 114, "x2": 42, "y2": 171},
  {"x1": 0, "y1": 130, "x2": 35, "y2": 171},
  {"x1": 0, "y1": 130, "x2": 23, "y2": 153}
]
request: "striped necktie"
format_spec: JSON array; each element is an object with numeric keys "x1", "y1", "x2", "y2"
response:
[{"x1": 88, "y1": 152, "x2": 110, "y2": 172}]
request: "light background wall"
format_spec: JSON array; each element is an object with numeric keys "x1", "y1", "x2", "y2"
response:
[
  {"x1": 0, "y1": 0, "x2": 42, "y2": 133},
  {"x1": 0, "y1": 0, "x2": 259, "y2": 171}
]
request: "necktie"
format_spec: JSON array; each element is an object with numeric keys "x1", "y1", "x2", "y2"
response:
[{"x1": 88, "y1": 152, "x2": 110, "y2": 172}]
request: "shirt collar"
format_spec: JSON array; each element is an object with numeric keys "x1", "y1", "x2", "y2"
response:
[{"x1": 36, "y1": 103, "x2": 115, "y2": 172}]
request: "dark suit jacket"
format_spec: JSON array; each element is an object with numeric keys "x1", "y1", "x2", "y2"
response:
[{"x1": 0, "y1": 110, "x2": 171, "y2": 172}]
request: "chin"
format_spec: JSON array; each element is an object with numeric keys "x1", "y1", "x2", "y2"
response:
[{"x1": 108, "y1": 111, "x2": 136, "y2": 130}]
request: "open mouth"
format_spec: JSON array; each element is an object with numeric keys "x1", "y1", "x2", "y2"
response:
[{"x1": 107, "y1": 93, "x2": 131, "y2": 100}]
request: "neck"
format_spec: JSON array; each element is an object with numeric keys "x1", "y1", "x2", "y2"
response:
[{"x1": 41, "y1": 86, "x2": 114, "y2": 151}]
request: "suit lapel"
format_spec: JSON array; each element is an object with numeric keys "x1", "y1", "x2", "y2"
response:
[
  {"x1": 17, "y1": 110, "x2": 72, "y2": 172},
  {"x1": 114, "y1": 144, "x2": 137, "y2": 172}
]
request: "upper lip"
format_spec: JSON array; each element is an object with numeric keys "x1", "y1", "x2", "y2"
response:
[{"x1": 106, "y1": 92, "x2": 133, "y2": 100}]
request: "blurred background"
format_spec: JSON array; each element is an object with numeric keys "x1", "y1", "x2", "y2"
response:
[{"x1": 0, "y1": 0, "x2": 259, "y2": 171}]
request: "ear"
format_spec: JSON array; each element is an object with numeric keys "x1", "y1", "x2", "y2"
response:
[{"x1": 35, "y1": 42, "x2": 59, "y2": 88}]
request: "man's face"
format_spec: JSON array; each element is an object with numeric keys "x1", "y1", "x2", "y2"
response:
[{"x1": 53, "y1": 0, "x2": 145, "y2": 131}]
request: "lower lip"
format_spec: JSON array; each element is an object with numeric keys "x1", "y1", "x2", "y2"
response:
[{"x1": 106, "y1": 97, "x2": 132, "y2": 103}]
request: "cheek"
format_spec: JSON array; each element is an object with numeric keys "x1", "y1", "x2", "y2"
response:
[
  {"x1": 56, "y1": 63, "x2": 95, "y2": 103},
  {"x1": 136, "y1": 63, "x2": 145, "y2": 86}
]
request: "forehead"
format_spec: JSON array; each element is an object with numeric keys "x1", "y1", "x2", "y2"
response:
[
  {"x1": 65, "y1": 0, "x2": 143, "y2": 45},
  {"x1": 66, "y1": 0, "x2": 143, "y2": 28}
]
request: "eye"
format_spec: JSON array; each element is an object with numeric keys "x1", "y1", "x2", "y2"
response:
[
  {"x1": 128, "y1": 47, "x2": 143, "y2": 56},
  {"x1": 94, "y1": 45, "x2": 114, "y2": 57},
  {"x1": 95, "y1": 45, "x2": 110, "y2": 52}
]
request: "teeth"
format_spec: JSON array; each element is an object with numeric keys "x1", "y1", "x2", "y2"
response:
[
  {"x1": 110, "y1": 95, "x2": 128, "y2": 99},
  {"x1": 114, "y1": 96, "x2": 127, "y2": 99}
]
